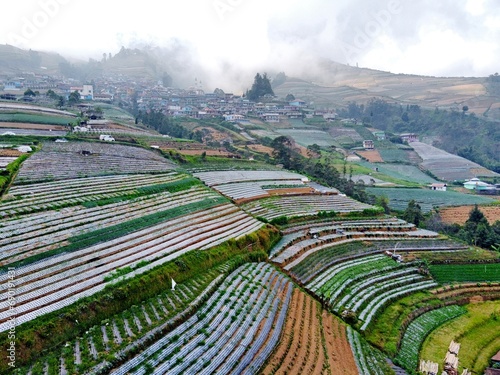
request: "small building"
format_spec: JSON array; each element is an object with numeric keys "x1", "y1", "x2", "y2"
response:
[
  {"x1": 372, "y1": 131, "x2": 386, "y2": 140},
  {"x1": 430, "y1": 183, "x2": 447, "y2": 191},
  {"x1": 363, "y1": 140, "x2": 374, "y2": 149},
  {"x1": 400, "y1": 133, "x2": 418, "y2": 143},
  {"x1": 261, "y1": 113, "x2": 280, "y2": 123},
  {"x1": 463, "y1": 178, "x2": 493, "y2": 191}
]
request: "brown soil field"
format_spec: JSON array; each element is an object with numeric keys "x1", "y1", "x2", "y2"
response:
[
  {"x1": 0, "y1": 122, "x2": 66, "y2": 130},
  {"x1": 439, "y1": 206, "x2": 500, "y2": 225},
  {"x1": 163, "y1": 148, "x2": 237, "y2": 157},
  {"x1": 247, "y1": 144, "x2": 274, "y2": 155},
  {"x1": 0, "y1": 149, "x2": 22, "y2": 157},
  {"x1": 356, "y1": 150, "x2": 384, "y2": 162},
  {"x1": 260, "y1": 289, "x2": 358, "y2": 375},
  {"x1": 267, "y1": 187, "x2": 315, "y2": 195},
  {"x1": 193, "y1": 126, "x2": 230, "y2": 142}
]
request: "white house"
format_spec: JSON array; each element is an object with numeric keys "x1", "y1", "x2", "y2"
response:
[{"x1": 430, "y1": 183, "x2": 447, "y2": 191}]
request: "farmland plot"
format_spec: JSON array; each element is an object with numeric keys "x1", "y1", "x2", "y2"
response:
[
  {"x1": 366, "y1": 187, "x2": 495, "y2": 212},
  {"x1": 14, "y1": 141, "x2": 176, "y2": 183},
  {"x1": 358, "y1": 161, "x2": 437, "y2": 184},
  {"x1": 110, "y1": 263, "x2": 293, "y2": 375},
  {"x1": 429, "y1": 263, "x2": 500, "y2": 283},
  {"x1": 241, "y1": 194, "x2": 372, "y2": 220},
  {"x1": 276, "y1": 129, "x2": 338, "y2": 147},
  {"x1": 410, "y1": 141, "x2": 499, "y2": 180},
  {"x1": 261, "y1": 288, "x2": 358, "y2": 375},
  {"x1": 394, "y1": 305, "x2": 466, "y2": 372},
  {"x1": 14, "y1": 270, "x2": 225, "y2": 375},
  {"x1": 0, "y1": 180, "x2": 263, "y2": 331}
]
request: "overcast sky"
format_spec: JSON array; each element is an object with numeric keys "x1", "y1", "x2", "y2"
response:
[{"x1": 1, "y1": 0, "x2": 499, "y2": 78}]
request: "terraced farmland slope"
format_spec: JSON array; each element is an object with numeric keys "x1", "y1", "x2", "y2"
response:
[
  {"x1": 109, "y1": 263, "x2": 292, "y2": 375},
  {"x1": 14, "y1": 141, "x2": 176, "y2": 183},
  {"x1": 0, "y1": 146, "x2": 267, "y2": 333}
]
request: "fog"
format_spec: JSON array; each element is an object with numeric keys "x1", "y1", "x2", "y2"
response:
[{"x1": 1, "y1": 0, "x2": 499, "y2": 91}]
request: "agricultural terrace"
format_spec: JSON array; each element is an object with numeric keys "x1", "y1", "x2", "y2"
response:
[
  {"x1": 261, "y1": 287, "x2": 359, "y2": 374},
  {"x1": 366, "y1": 187, "x2": 496, "y2": 212},
  {"x1": 394, "y1": 305, "x2": 467, "y2": 372},
  {"x1": 193, "y1": 169, "x2": 341, "y2": 203},
  {"x1": 429, "y1": 263, "x2": 500, "y2": 284},
  {"x1": 193, "y1": 170, "x2": 307, "y2": 187},
  {"x1": 411, "y1": 141, "x2": 499, "y2": 180},
  {"x1": 269, "y1": 219, "x2": 438, "y2": 268},
  {"x1": 110, "y1": 263, "x2": 292, "y2": 375},
  {"x1": 0, "y1": 173, "x2": 264, "y2": 331},
  {"x1": 420, "y1": 301, "x2": 500, "y2": 374},
  {"x1": 14, "y1": 268, "x2": 225, "y2": 374},
  {"x1": 307, "y1": 254, "x2": 437, "y2": 331},
  {"x1": 439, "y1": 205, "x2": 500, "y2": 225},
  {"x1": 358, "y1": 161, "x2": 438, "y2": 185},
  {"x1": 242, "y1": 194, "x2": 373, "y2": 221},
  {"x1": 276, "y1": 129, "x2": 338, "y2": 147},
  {"x1": 14, "y1": 141, "x2": 176, "y2": 183}
]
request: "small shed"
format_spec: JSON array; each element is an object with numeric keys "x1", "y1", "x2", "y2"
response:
[{"x1": 430, "y1": 183, "x2": 447, "y2": 191}]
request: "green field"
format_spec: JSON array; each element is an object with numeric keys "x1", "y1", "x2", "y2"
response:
[
  {"x1": 366, "y1": 187, "x2": 495, "y2": 212},
  {"x1": 420, "y1": 301, "x2": 500, "y2": 374},
  {"x1": 378, "y1": 149, "x2": 412, "y2": 163},
  {"x1": 429, "y1": 263, "x2": 500, "y2": 283},
  {"x1": 0, "y1": 113, "x2": 73, "y2": 125},
  {"x1": 276, "y1": 128, "x2": 338, "y2": 146},
  {"x1": 359, "y1": 161, "x2": 437, "y2": 184}
]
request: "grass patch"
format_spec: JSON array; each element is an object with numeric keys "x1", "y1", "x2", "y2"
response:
[{"x1": 420, "y1": 301, "x2": 500, "y2": 374}]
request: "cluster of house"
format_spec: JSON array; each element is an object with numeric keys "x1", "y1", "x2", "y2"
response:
[
  {"x1": 136, "y1": 85, "x2": 338, "y2": 122},
  {"x1": 0, "y1": 72, "x2": 342, "y2": 123},
  {"x1": 463, "y1": 178, "x2": 500, "y2": 194}
]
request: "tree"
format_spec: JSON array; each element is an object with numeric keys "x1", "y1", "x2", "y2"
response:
[
  {"x1": 246, "y1": 73, "x2": 274, "y2": 101},
  {"x1": 403, "y1": 200, "x2": 424, "y2": 227},
  {"x1": 285, "y1": 93, "x2": 295, "y2": 102},
  {"x1": 376, "y1": 196, "x2": 391, "y2": 214},
  {"x1": 57, "y1": 96, "x2": 65, "y2": 108},
  {"x1": 68, "y1": 90, "x2": 81, "y2": 106},
  {"x1": 24, "y1": 89, "x2": 36, "y2": 97}
]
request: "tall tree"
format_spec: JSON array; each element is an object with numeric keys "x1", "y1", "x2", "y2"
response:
[{"x1": 246, "y1": 72, "x2": 274, "y2": 101}]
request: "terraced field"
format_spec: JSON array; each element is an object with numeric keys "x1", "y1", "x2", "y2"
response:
[
  {"x1": 366, "y1": 187, "x2": 496, "y2": 212},
  {"x1": 3, "y1": 142, "x2": 500, "y2": 375},
  {"x1": 14, "y1": 141, "x2": 176, "y2": 183}
]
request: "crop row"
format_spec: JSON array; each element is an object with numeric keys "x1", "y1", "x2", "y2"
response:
[
  {"x1": 242, "y1": 194, "x2": 372, "y2": 220},
  {"x1": 111, "y1": 262, "x2": 293, "y2": 375},
  {"x1": 18, "y1": 269, "x2": 223, "y2": 374},
  {"x1": 394, "y1": 305, "x2": 466, "y2": 371},
  {"x1": 429, "y1": 263, "x2": 500, "y2": 284},
  {"x1": 14, "y1": 141, "x2": 176, "y2": 184},
  {"x1": 0, "y1": 202, "x2": 263, "y2": 331},
  {"x1": 1, "y1": 172, "x2": 184, "y2": 216},
  {"x1": 0, "y1": 186, "x2": 214, "y2": 265}
]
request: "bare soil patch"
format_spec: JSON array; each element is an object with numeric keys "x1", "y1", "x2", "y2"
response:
[
  {"x1": 440, "y1": 206, "x2": 500, "y2": 225},
  {"x1": 356, "y1": 149, "x2": 384, "y2": 162},
  {"x1": 0, "y1": 149, "x2": 22, "y2": 157},
  {"x1": 0, "y1": 122, "x2": 66, "y2": 130},
  {"x1": 260, "y1": 288, "x2": 357, "y2": 375},
  {"x1": 266, "y1": 187, "x2": 315, "y2": 195},
  {"x1": 246, "y1": 144, "x2": 274, "y2": 155}
]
